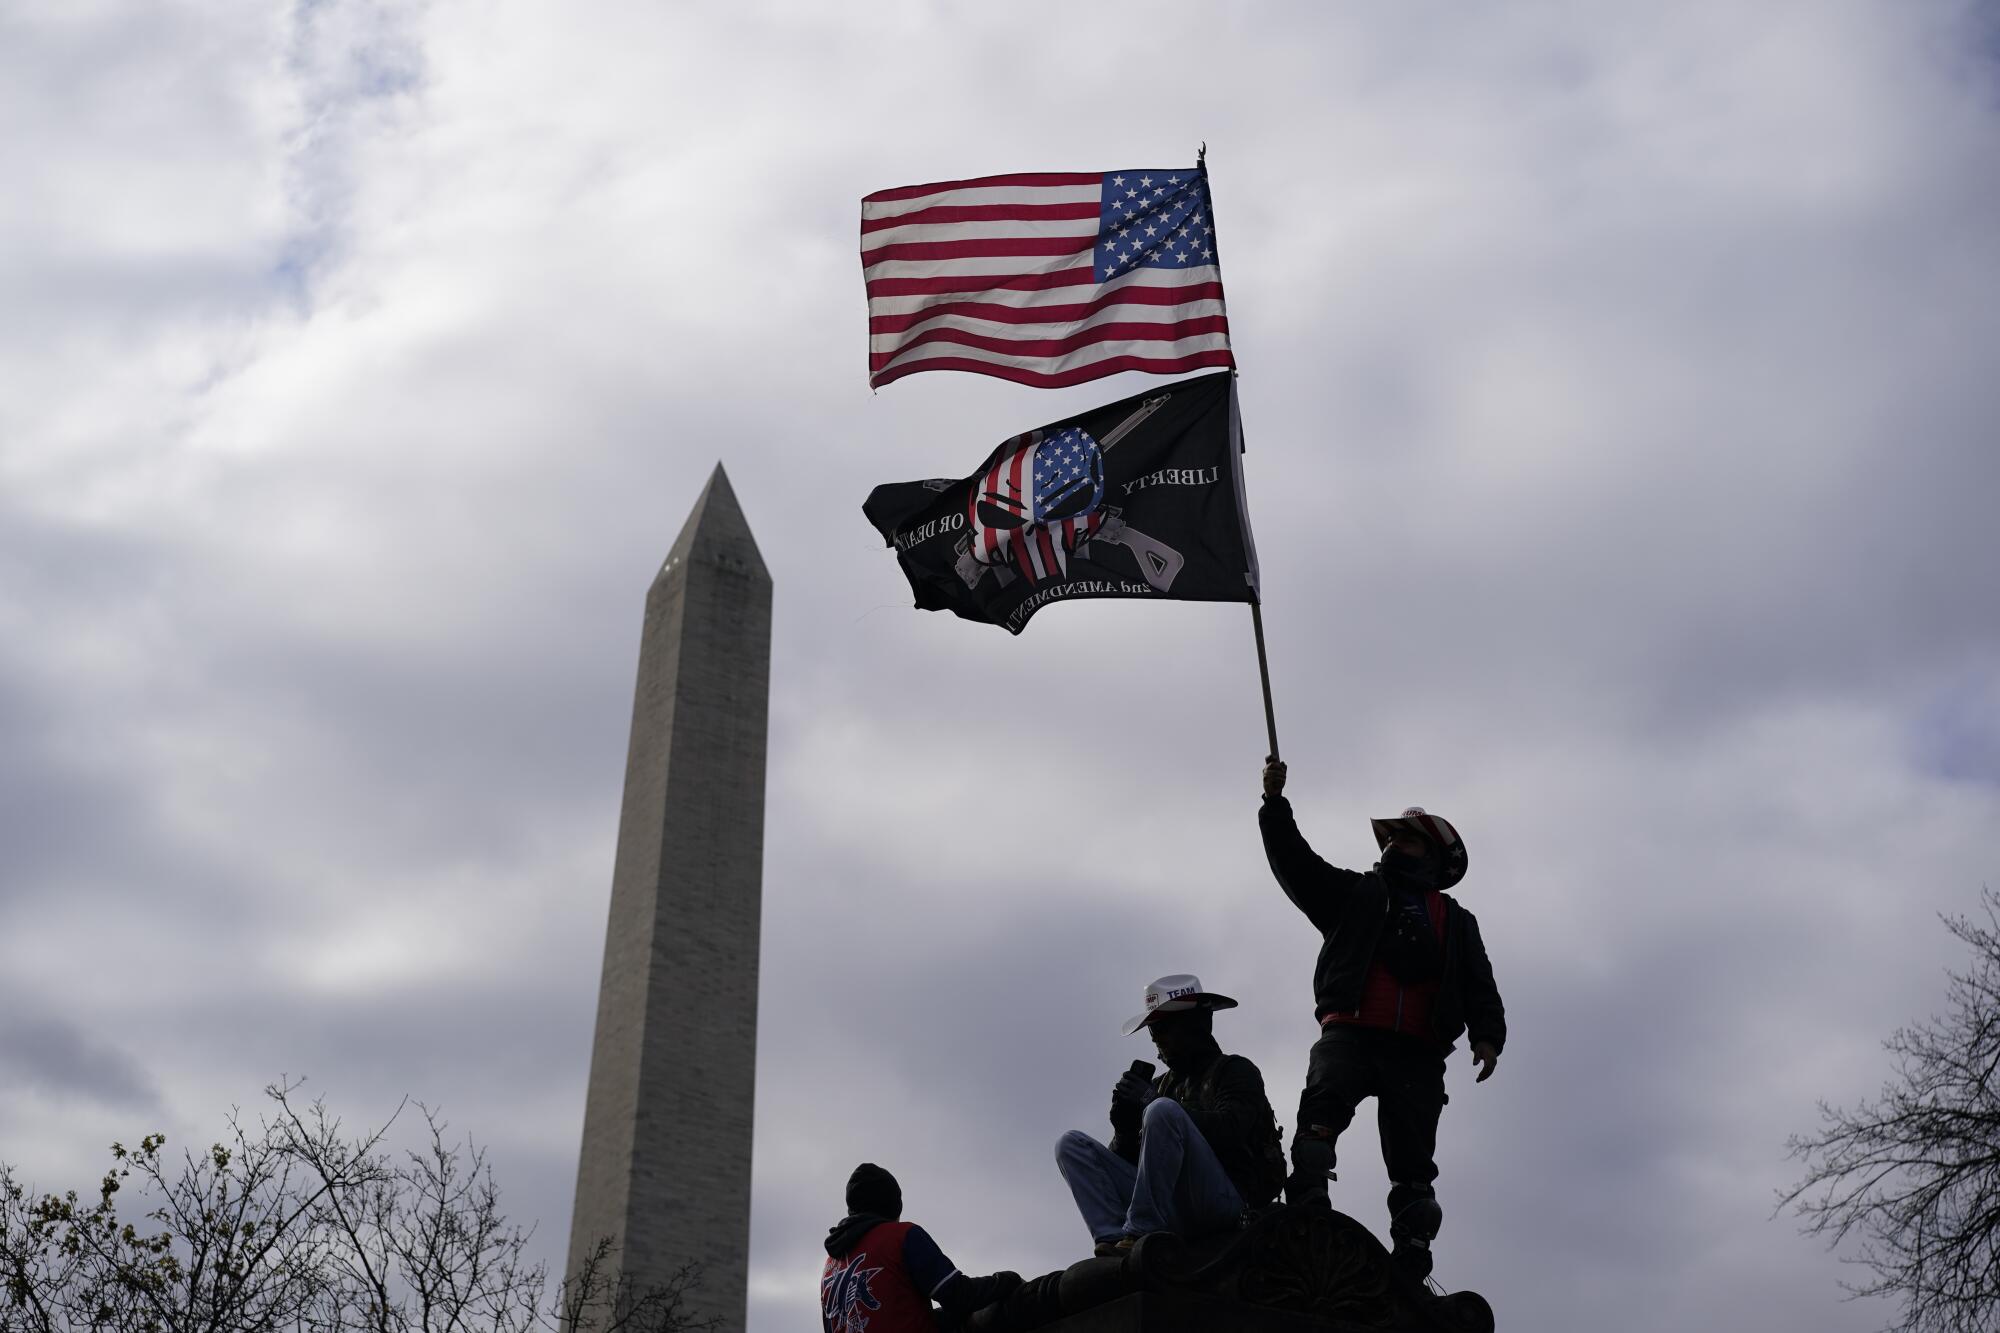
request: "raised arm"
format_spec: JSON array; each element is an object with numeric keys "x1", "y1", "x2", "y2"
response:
[{"x1": 1258, "y1": 761, "x2": 1364, "y2": 930}]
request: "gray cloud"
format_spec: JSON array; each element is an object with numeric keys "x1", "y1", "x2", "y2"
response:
[
  {"x1": 0, "y1": 1013, "x2": 159, "y2": 1112},
  {"x1": 2, "y1": 3, "x2": 1996, "y2": 1332}
]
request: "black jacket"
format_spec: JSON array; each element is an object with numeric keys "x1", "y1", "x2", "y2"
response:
[
  {"x1": 1111, "y1": 1037, "x2": 1285, "y2": 1207},
  {"x1": 1259, "y1": 795, "x2": 1506, "y2": 1055}
]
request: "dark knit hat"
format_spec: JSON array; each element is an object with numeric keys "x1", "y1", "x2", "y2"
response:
[{"x1": 845, "y1": 1163, "x2": 901, "y2": 1219}]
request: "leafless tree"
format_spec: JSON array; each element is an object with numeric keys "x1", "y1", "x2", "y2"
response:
[
  {"x1": 1781, "y1": 888, "x2": 2000, "y2": 1333},
  {"x1": 0, "y1": 1079, "x2": 716, "y2": 1333}
]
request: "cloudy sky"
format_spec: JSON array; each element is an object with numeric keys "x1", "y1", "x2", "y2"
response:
[{"x1": 4, "y1": 1, "x2": 1998, "y2": 1329}]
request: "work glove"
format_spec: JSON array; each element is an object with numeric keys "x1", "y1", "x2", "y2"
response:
[
  {"x1": 1112, "y1": 1064, "x2": 1160, "y2": 1128},
  {"x1": 1110, "y1": 1070, "x2": 1157, "y2": 1132},
  {"x1": 1114, "y1": 1069, "x2": 1158, "y2": 1108}
]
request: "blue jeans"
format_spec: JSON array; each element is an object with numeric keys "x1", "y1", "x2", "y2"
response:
[{"x1": 1054, "y1": 1097, "x2": 1245, "y2": 1244}]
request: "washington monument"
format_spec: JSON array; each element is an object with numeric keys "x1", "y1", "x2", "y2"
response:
[{"x1": 568, "y1": 464, "x2": 770, "y2": 1331}]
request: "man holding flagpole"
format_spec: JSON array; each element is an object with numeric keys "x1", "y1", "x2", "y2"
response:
[{"x1": 1258, "y1": 760, "x2": 1507, "y2": 1283}]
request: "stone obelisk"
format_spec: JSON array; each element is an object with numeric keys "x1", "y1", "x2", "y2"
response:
[{"x1": 568, "y1": 464, "x2": 770, "y2": 1332}]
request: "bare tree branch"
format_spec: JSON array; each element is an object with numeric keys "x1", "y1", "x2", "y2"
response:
[
  {"x1": 0, "y1": 1080, "x2": 712, "y2": 1333},
  {"x1": 1781, "y1": 887, "x2": 2000, "y2": 1333}
]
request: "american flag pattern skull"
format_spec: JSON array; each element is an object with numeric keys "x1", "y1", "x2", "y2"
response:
[{"x1": 968, "y1": 425, "x2": 1107, "y2": 584}]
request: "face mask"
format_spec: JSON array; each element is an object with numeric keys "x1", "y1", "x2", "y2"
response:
[{"x1": 1379, "y1": 844, "x2": 1436, "y2": 884}]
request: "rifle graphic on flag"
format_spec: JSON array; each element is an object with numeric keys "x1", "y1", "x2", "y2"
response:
[
  {"x1": 863, "y1": 371, "x2": 1258, "y2": 637},
  {"x1": 950, "y1": 393, "x2": 1184, "y2": 593},
  {"x1": 859, "y1": 151, "x2": 1285, "y2": 759}
]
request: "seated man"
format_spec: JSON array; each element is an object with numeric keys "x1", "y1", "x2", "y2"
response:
[
  {"x1": 821, "y1": 1163, "x2": 1019, "y2": 1333},
  {"x1": 1055, "y1": 974, "x2": 1285, "y2": 1255}
]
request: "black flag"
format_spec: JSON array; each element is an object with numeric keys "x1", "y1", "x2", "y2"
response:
[{"x1": 863, "y1": 371, "x2": 1259, "y2": 634}]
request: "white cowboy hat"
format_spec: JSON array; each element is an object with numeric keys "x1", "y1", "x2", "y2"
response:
[
  {"x1": 1370, "y1": 806, "x2": 1469, "y2": 889},
  {"x1": 1121, "y1": 973, "x2": 1239, "y2": 1036}
]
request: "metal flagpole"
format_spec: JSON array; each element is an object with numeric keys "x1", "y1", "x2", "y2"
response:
[
  {"x1": 1224, "y1": 373, "x2": 1277, "y2": 759},
  {"x1": 1205, "y1": 157, "x2": 1276, "y2": 762},
  {"x1": 1250, "y1": 599, "x2": 1280, "y2": 761}
]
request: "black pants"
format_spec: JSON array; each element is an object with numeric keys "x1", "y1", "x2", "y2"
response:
[{"x1": 1297, "y1": 1027, "x2": 1447, "y2": 1224}]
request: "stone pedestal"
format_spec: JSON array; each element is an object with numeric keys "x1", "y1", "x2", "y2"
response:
[{"x1": 964, "y1": 1207, "x2": 1493, "y2": 1333}]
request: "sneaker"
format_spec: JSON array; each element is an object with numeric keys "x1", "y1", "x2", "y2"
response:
[{"x1": 1091, "y1": 1240, "x2": 1122, "y2": 1259}]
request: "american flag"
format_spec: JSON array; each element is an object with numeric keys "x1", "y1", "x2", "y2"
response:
[
  {"x1": 861, "y1": 166, "x2": 1234, "y2": 389},
  {"x1": 968, "y1": 426, "x2": 1106, "y2": 584}
]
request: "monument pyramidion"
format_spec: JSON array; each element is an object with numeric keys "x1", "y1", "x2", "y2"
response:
[{"x1": 568, "y1": 464, "x2": 771, "y2": 1333}]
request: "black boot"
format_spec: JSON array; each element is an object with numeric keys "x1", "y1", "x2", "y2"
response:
[
  {"x1": 1390, "y1": 1236, "x2": 1434, "y2": 1283},
  {"x1": 1387, "y1": 1184, "x2": 1441, "y2": 1284},
  {"x1": 1286, "y1": 1135, "x2": 1335, "y2": 1208},
  {"x1": 1390, "y1": 1194, "x2": 1441, "y2": 1241}
]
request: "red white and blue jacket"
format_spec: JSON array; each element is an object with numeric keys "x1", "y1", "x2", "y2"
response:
[{"x1": 821, "y1": 1218, "x2": 959, "y2": 1333}]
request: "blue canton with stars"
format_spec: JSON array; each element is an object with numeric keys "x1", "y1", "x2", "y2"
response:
[
  {"x1": 1031, "y1": 426, "x2": 1104, "y2": 523},
  {"x1": 1094, "y1": 168, "x2": 1219, "y2": 282}
]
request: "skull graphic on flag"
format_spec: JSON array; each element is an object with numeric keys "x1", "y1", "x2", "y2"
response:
[{"x1": 967, "y1": 426, "x2": 1107, "y2": 585}]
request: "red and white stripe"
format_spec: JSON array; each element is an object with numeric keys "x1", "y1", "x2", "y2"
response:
[
  {"x1": 966, "y1": 432, "x2": 1034, "y2": 569},
  {"x1": 862, "y1": 171, "x2": 1234, "y2": 389},
  {"x1": 1411, "y1": 812, "x2": 1460, "y2": 850},
  {"x1": 1013, "y1": 513, "x2": 1103, "y2": 583}
]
